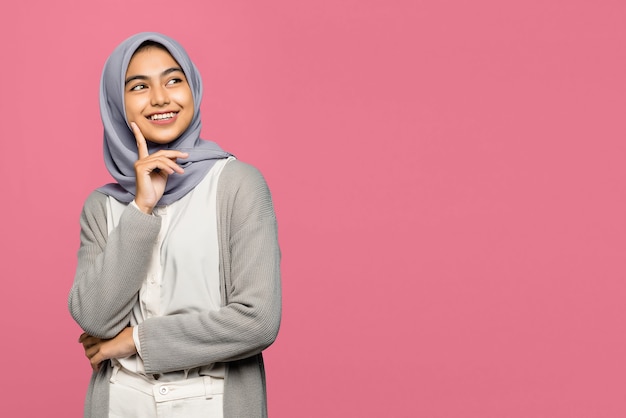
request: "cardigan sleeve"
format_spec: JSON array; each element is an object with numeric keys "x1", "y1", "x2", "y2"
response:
[
  {"x1": 68, "y1": 190, "x2": 162, "y2": 339},
  {"x1": 137, "y1": 161, "x2": 282, "y2": 374}
]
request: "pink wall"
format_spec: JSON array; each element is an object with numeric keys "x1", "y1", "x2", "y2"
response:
[{"x1": 1, "y1": 0, "x2": 625, "y2": 416}]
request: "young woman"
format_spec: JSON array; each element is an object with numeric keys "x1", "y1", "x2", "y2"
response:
[{"x1": 68, "y1": 32, "x2": 281, "y2": 418}]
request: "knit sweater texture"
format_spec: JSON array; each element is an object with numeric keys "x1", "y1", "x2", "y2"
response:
[{"x1": 68, "y1": 160, "x2": 281, "y2": 418}]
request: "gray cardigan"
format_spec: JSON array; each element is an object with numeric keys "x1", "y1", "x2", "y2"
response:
[{"x1": 68, "y1": 160, "x2": 281, "y2": 418}]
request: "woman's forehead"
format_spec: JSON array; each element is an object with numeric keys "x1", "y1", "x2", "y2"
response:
[{"x1": 127, "y1": 47, "x2": 181, "y2": 73}]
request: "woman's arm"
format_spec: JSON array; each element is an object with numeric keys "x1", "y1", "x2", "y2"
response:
[
  {"x1": 78, "y1": 327, "x2": 137, "y2": 372},
  {"x1": 69, "y1": 124, "x2": 189, "y2": 339},
  {"x1": 137, "y1": 161, "x2": 282, "y2": 374},
  {"x1": 68, "y1": 191, "x2": 162, "y2": 338}
]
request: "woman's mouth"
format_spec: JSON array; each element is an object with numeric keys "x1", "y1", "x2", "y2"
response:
[{"x1": 148, "y1": 111, "x2": 177, "y2": 121}]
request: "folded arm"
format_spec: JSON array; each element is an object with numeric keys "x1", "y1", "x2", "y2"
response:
[{"x1": 68, "y1": 191, "x2": 162, "y2": 339}]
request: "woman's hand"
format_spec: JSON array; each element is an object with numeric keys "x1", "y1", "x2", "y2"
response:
[
  {"x1": 78, "y1": 327, "x2": 137, "y2": 372},
  {"x1": 131, "y1": 122, "x2": 188, "y2": 214}
]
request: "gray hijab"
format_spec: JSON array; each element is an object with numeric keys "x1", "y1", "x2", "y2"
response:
[{"x1": 97, "y1": 32, "x2": 231, "y2": 205}]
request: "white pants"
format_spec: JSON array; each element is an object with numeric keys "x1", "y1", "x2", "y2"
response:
[{"x1": 109, "y1": 366, "x2": 224, "y2": 418}]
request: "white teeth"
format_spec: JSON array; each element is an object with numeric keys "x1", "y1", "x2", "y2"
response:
[{"x1": 149, "y1": 112, "x2": 176, "y2": 121}]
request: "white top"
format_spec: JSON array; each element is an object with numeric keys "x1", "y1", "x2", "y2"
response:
[{"x1": 105, "y1": 157, "x2": 234, "y2": 381}]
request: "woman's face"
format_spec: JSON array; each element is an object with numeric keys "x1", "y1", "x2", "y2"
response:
[{"x1": 124, "y1": 46, "x2": 194, "y2": 144}]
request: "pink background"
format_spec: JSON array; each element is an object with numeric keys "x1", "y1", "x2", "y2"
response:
[{"x1": 1, "y1": 0, "x2": 625, "y2": 416}]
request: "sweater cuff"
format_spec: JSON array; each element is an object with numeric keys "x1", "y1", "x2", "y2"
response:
[{"x1": 131, "y1": 200, "x2": 155, "y2": 216}]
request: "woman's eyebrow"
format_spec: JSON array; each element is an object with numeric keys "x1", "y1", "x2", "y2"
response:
[{"x1": 125, "y1": 67, "x2": 184, "y2": 85}]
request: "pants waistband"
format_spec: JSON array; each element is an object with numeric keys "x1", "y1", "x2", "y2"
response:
[{"x1": 111, "y1": 365, "x2": 224, "y2": 403}]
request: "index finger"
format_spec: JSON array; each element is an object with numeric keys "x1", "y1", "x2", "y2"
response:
[{"x1": 130, "y1": 122, "x2": 149, "y2": 159}]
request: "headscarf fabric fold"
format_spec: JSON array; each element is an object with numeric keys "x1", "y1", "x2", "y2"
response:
[{"x1": 97, "y1": 32, "x2": 231, "y2": 205}]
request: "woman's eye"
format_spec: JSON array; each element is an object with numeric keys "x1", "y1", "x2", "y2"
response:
[
  {"x1": 130, "y1": 84, "x2": 147, "y2": 91},
  {"x1": 167, "y1": 78, "x2": 182, "y2": 85}
]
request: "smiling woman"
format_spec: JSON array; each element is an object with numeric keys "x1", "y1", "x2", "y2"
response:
[
  {"x1": 124, "y1": 42, "x2": 194, "y2": 145},
  {"x1": 67, "y1": 32, "x2": 282, "y2": 418}
]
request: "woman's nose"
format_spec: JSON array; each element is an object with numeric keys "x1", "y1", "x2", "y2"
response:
[{"x1": 150, "y1": 85, "x2": 170, "y2": 106}]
